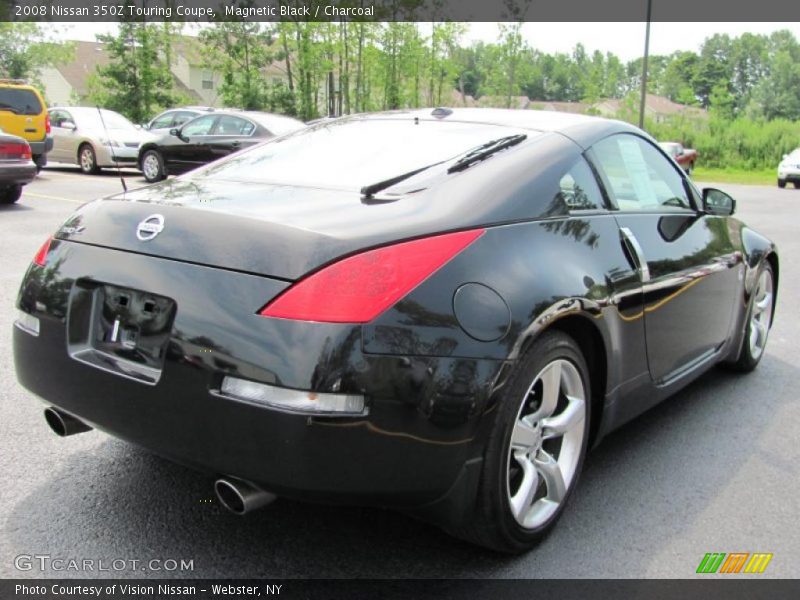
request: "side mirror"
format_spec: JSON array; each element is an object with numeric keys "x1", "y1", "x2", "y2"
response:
[
  {"x1": 169, "y1": 128, "x2": 179, "y2": 137},
  {"x1": 703, "y1": 187, "x2": 736, "y2": 216},
  {"x1": 62, "y1": 122, "x2": 76, "y2": 131}
]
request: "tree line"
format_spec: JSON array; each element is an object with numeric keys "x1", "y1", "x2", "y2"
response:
[{"x1": 2, "y1": 18, "x2": 800, "y2": 168}]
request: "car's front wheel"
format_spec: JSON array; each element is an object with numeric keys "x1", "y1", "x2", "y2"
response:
[
  {"x1": 78, "y1": 144, "x2": 100, "y2": 175},
  {"x1": 141, "y1": 149, "x2": 166, "y2": 183},
  {"x1": 0, "y1": 185, "x2": 23, "y2": 205},
  {"x1": 729, "y1": 262, "x2": 775, "y2": 372},
  {"x1": 457, "y1": 331, "x2": 591, "y2": 553},
  {"x1": 778, "y1": 178, "x2": 787, "y2": 188}
]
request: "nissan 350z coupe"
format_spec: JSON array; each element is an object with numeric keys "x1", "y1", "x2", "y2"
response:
[{"x1": 13, "y1": 109, "x2": 778, "y2": 552}]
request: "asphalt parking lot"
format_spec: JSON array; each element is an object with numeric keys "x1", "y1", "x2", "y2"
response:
[{"x1": 1, "y1": 167, "x2": 798, "y2": 578}]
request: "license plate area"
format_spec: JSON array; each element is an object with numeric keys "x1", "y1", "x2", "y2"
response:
[{"x1": 67, "y1": 280, "x2": 176, "y2": 385}]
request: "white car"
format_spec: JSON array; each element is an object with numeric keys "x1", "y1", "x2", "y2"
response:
[
  {"x1": 777, "y1": 148, "x2": 800, "y2": 188},
  {"x1": 47, "y1": 107, "x2": 155, "y2": 174}
]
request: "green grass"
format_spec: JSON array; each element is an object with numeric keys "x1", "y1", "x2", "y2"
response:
[{"x1": 691, "y1": 166, "x2": 777, "y2": 186}]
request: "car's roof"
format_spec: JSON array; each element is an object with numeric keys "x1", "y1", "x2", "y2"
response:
[{"x1": 346, "y1": 107, "x2": 641, "y2": 149}]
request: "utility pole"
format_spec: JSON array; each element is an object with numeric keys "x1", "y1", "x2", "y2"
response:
[{"x1": 639, "y1": 0, "x2": 653, "y2": 129}]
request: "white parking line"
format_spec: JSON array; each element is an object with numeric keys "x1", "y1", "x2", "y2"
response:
[{"x1": 23, "y1": 192, "x2": 85, "y2": 204}]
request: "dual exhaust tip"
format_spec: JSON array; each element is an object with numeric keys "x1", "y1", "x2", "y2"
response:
[{"x1": 43, "y1": 407, "x2": 274, "y2": 515}]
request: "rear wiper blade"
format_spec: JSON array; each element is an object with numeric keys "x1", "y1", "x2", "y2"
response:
[
  {"x1": 359, "y1": 133, "x2": 528, "y2": 199},
  {"x1": 446, "y1": 134, "x2": 527, "y2": 174},
  {"x1": 360, "y1": 161, "x2": 445, "y2": 199},
  {"x1": 0, "y1": 105, "x2": 21, "y2": 114}
]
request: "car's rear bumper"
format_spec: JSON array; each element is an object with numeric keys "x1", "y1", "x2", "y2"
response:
[
  {"x1": 28, "y1": 136, "x2": 53, "y2": 156},
  {"x1": 13, "y1": 240, "x2": 504, "y2": 509},
  {"x1": 0, "y1": 161, "x2": 37, "y2": 186},
  {"x1": 96, "y1": 145, "x2": 140, "y2": 167}
]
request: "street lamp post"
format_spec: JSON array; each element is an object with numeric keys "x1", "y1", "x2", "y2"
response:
[{"x1": 639, "y1": 0, "x2": 653, "y2": 129}]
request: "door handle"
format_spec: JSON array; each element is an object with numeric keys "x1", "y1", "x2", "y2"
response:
[
  {"x1": 619, "y1": 227, "x2": 651, "y2": 283},
  {"x1": 231, "y1": 141, "x2": 241, "y2": 148}
]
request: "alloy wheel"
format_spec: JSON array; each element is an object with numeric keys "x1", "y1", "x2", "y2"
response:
[
  {"x1": 143, "y1": 152, "x2": 162, "y2": 181},
  {"x1": 749, "y1": 268, "x2": 773, "y2": 360},
  {"x1": 506, "y1": 358, "x2": 586, "y2": 530}
]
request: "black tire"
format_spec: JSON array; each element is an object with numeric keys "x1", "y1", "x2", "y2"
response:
[
  {"x1": 140, "y1": 149, "x2": 166, "y2": 183},
  {"x1": 728, "y1": 262, "x2": 774, "y2": 373},
  {"x1": 454, "y1": 330, "x2": 591, "y2": 553},
  {"x1": 685, "y1": 163, "x2": 693, "y2": 176},
  {"x1": 0, "y1": 185, "x2": 23, "y2": 205},
  {"x1": 78, "y1": 144, "x2": 100, "y2": 175},
  {"x1": 778, "y1": 179, "x2": 786, "y2": 188},
  {"x1": 793, "y1": 181, "x2": 800, "y2": 189}
]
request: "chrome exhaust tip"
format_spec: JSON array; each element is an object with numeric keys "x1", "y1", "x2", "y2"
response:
[
  {"x1": 214, "y1": 477, "x2": 276, "y2": 515},
  {"x1": 43, "y1": 407, "x2": 92, "y2": 437}
]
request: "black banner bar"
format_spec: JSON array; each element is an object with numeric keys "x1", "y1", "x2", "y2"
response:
[
  {"x1": 5, "y1": 0, "x2": 800, "y2": 22},
  {"x1": 2, "y1": 579, "x2": 800, "y2": 600}
]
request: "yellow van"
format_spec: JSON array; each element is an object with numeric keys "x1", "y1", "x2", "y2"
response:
[{"x1": 0, "y1": 79, "x2": 53, "y2": 170}]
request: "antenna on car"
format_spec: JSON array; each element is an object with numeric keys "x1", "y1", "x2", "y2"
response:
[{"x1": 96, "y1": 106, "x2": 127, "y2": 193}]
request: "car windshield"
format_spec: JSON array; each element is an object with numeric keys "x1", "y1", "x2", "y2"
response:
[
  {"x1": 197, "y1": 118, "x2": 536, "y2": 190},
  {"x1": 0, "y1": 88, "x2": 42, "y2": 116},
  {"x1": 71, "y1": 108, "x2": 137, "y2": 131}
]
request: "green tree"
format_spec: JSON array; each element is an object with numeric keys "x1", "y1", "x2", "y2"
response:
[
  {"x1": 92, "y1": 16, "x2": 180, "y2": 123},
  {"x1": 0, "y1": 23, "x2": 74, "y2": 84}
]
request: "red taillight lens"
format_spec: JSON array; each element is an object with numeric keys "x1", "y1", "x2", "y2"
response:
[
  {"x1": 45, "y1": 113, "x2": 51, "y2": 135},
  {"x1": 0, "y1": 142, "x2": 32, "y2": 160},
  {"x1": 33, "y1": 237, "x2": 53, "y2": 267},
  {"x1": 260, "y1": 229, "x2": 485, "y2": 323}
]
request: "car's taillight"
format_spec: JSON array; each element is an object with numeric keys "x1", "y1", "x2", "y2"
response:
[
  {"x1": 45, "y1": 113, "x2": 51, "y2": 135},
  {"x1": 33, "y1": 237, "x2": 53, "y2": 267},
  {"x1": 260, "y1": 229, "x2": 486, "y2": 323},
  {"x1": 0, "y1": 142, "x2": 32, "y2": 160}
]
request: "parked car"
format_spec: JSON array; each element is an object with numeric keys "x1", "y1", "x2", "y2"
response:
[
  {"x1": 0, "y1": 79, "x2": 53, "y2": 171},
  {"x1": 659, "y1": 141, "x2": 698, "y2": 174},
  {"x1": 0, "y1": 129, "x2": 36, "y2": 204},
  {"x1": 47, "y1": 107, "x2": 154, "y2": 174},
  {"x1": 137, "y1": 110, "x2": 305, "y2": 183},
  {"x1": 15, "y1": 109, "x2": 777, "y2": 553},
  {"x1": 142, "y1": 106, "x2": 216, "y2": 132},
  {"x1": 777, "y1": 148, "x2": 800, "y2": 188}
]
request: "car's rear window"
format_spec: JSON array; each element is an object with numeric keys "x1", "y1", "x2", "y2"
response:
[
  {"x1": 198, "y1": 118, "x2": 535, "y2": 190},
  {"x1": 0, "y1": 88, "x2": 43, "y2": 116}
]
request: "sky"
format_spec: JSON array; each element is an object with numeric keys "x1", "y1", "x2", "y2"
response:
[{"x1": 55, "y1": 22, "x2": 800, "y2": 61}]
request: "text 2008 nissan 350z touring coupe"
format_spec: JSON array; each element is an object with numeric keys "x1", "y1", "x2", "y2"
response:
[{"x1": 14, "y1": 109, "x2": 777, "y2": 552}]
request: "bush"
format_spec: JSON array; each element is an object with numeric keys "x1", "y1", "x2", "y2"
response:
[{"x1": 643, "y1": 115, "x2": 800, "y2": 170}]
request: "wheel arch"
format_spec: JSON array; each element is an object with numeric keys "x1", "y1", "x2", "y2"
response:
[{"x1": 519, "y1": 312, "x2": 609, "y2": 448}]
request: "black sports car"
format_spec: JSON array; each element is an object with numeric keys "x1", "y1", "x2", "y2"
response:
[
  {"x1": 0, "y1": 130, "x2": 36, "y2": 204},
  {"x1": 14, "y1": 109, "x2": 777, "y2": 552},
  {"x1": 137, "y1": 109, "x2": 305, "y2": 183}
]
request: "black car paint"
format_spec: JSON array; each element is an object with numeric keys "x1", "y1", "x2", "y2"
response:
[
  {"x1": 137, "y1": 111, "x2": 276, "y2": 177},
  {"x1": 14, "y1": 110, "x2": 777, "y2": 524}
]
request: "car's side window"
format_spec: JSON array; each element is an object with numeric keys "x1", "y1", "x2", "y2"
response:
[
  {"x1": 212, "y1": 116, "x2": 254, "y2": 136},
  {"x1": 593, "y1": 134, "x2": 693, "y2": 212},
  {"x1": 554, "y1": 158, "x2": 605, "y2": 212},
  {"x1": 50, "y1": 110, "x2": 73, "y2": 128},
  {"x1": 150, "y1": 113, "x2": 174, "y2": 129},
  {"x1": 181, "y1": 115, "x2": 217, "y2": 136},
  {"x1": 173, "y1": 111, "x2": 197, "y2": 127}
]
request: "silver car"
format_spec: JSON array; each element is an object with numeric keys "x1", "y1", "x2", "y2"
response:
[
  {"x1": 47, "y1": 107, "x2": 154, "y2": 174},
  {"x1": 777, "y1": 148, "x2": 800, "y2": 188}
]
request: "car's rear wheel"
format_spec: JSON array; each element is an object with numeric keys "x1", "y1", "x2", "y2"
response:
[
  {"x1": 730, "y1": 262, "x2": 774, "y2": 372},
  {"x1": 685, "y1": 162, "x2": 693, "y2": 176},
  {"x1": 457, "y1": 331, "x2": 590, "y2": 553},
  {"x1": 778, "y1": 178, "x2": 786, "y2": 188},
  {"x1": 0, "y1": 185, "x2": 23, "y2": 205},
  {"x1": 78, "y1": 144, "x2": 100, "y2": 175},
  {"x1": 141, "y1": 149, "x2": 166, "y2": 183}
]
